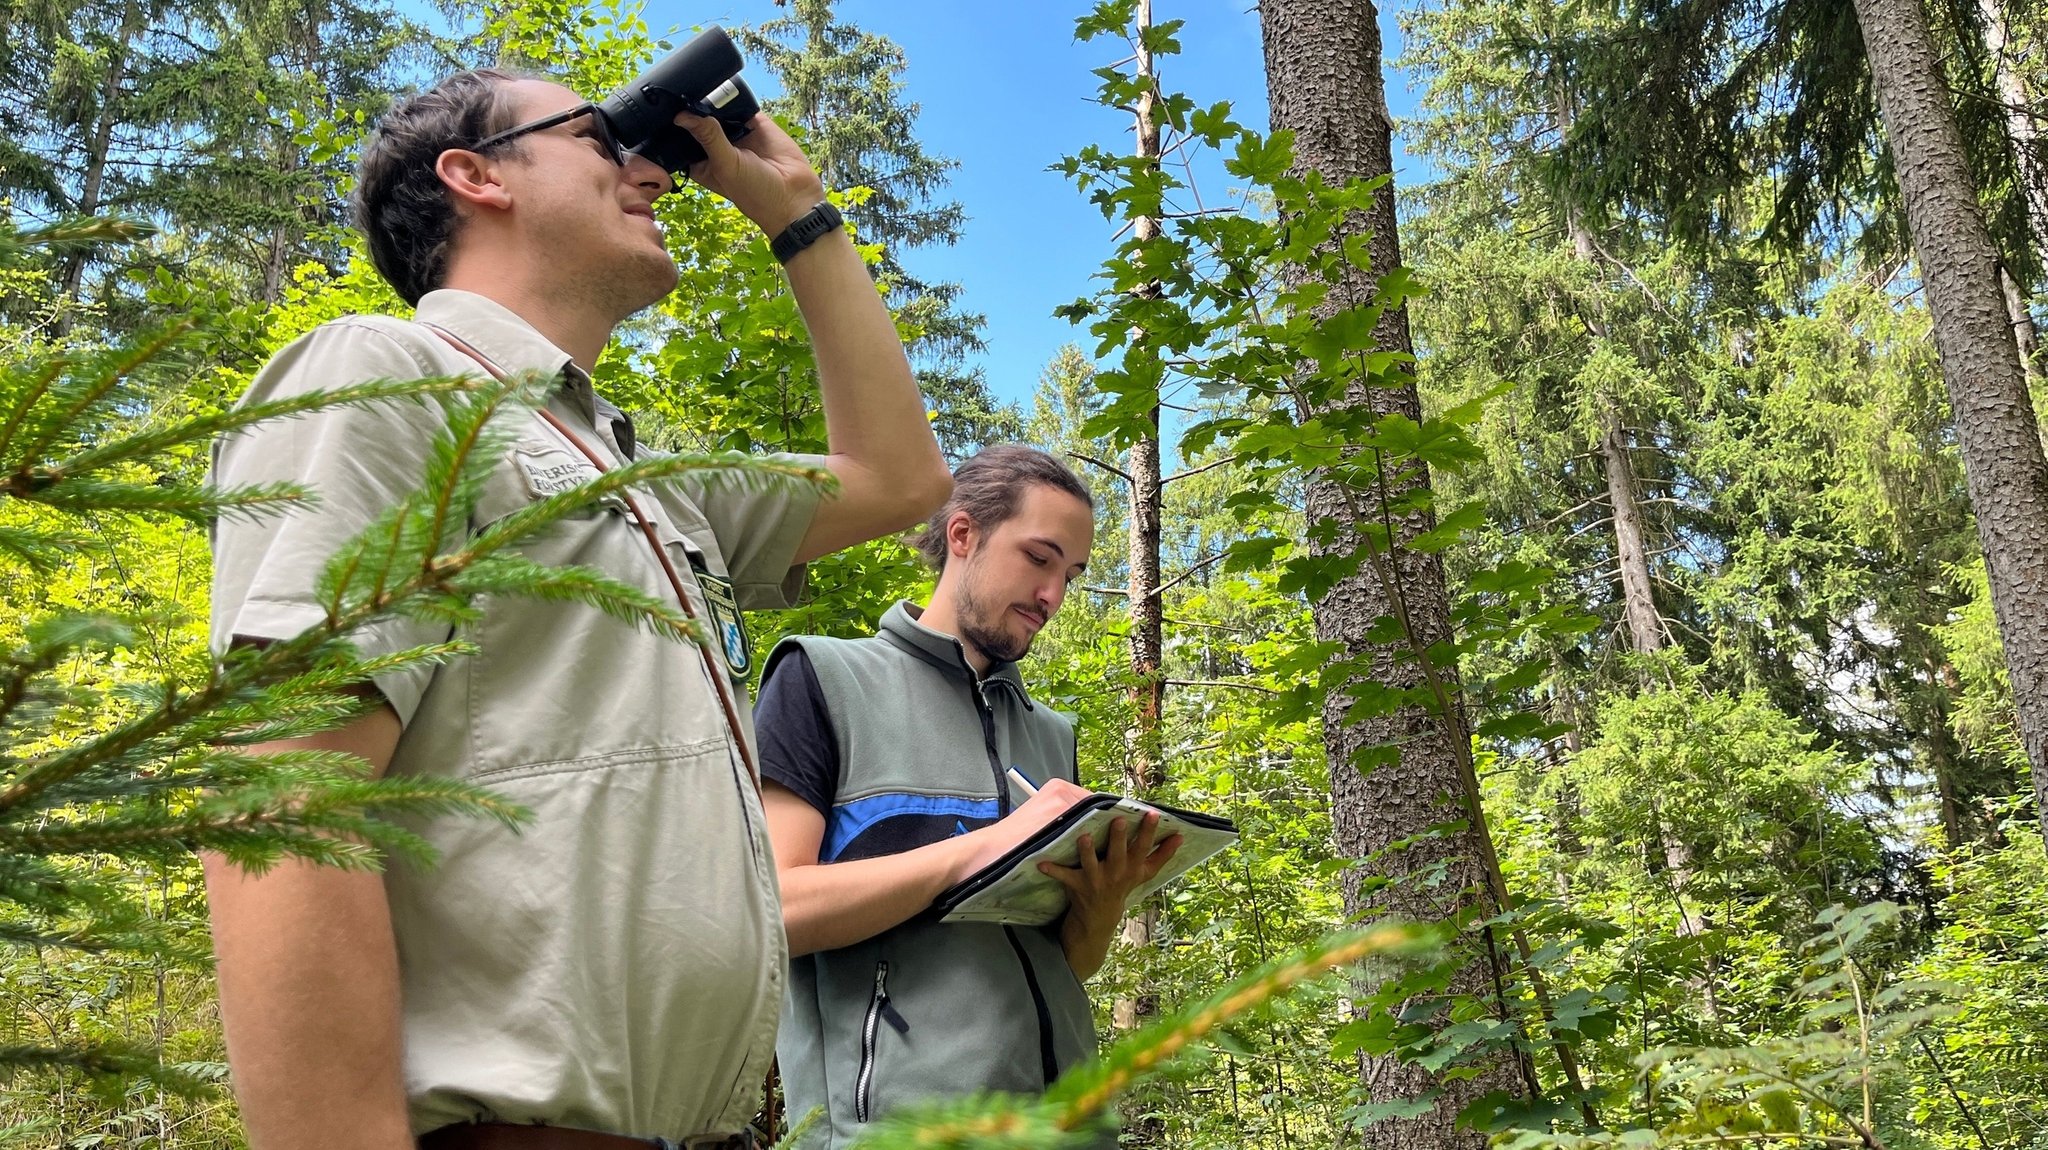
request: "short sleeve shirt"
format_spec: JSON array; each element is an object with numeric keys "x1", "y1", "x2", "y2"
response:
[{"x1": 209, "y1": 290, "x2": 823, "y2": 1140}]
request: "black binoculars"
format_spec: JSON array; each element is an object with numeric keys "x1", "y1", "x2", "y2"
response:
[{"x1": 599, "y1": 25, "x2": 760, "y2": 173}]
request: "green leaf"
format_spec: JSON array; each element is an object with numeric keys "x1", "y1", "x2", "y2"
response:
[{"x1": 1226, "y1": 131, "x2": 1293, "y2": 183}]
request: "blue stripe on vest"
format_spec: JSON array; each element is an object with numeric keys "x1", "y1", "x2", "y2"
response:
[{"x1": 823, "y1": 793, "x2": 1002, "y2": 862}]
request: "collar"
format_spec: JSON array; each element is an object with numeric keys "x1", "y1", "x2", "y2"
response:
[
  {"x1": 879, "y1": 600, "x2": 1035, "y2": 709},
  {"x1": 414, "y1": 289, "x2": 596, "y2": 426}
]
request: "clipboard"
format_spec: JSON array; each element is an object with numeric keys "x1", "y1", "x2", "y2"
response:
[{"x1": 931, "y1": 794, "x2": 1238, "y2": 927}]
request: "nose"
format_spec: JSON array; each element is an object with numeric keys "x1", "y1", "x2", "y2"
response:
[
  {"x1": 624, "y1": 153, "x2": 673, "y2": 198},
  {"x1": 1039, "y1": 574, "x2": 1066, "y2": 620}
]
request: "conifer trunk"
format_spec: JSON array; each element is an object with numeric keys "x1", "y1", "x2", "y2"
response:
[
  {"x1": 1601, "y1": 413, "x2": 1665, "y2": 656},
  {"x1": 1979, "y1": 0, "x2": 2048, "y2": 270},
  {"x1": 1259, "y1": 1, "x2": 1525, "y2": 1143},
  {"x1": 57, "y1": 0, "x2": 142, "y2": 308},
  {"x1": 1852, "y1": 0, "x2": 2048, "y2": 841},
  {"x1": 1979, "y1": 0, "x2": 2045, "y2": 380}
]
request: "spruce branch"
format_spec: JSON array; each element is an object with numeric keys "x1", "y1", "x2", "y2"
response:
[
  {"x1": 51, "y1": 374, "x2": 480, "y2": 482},
  {"x1": 0, "y1": 1042, "x2": 212, "y2": 1097},
  {"x1": 4, "y1": 323, "x2": 193, "y2": 471},
  {"x1": 1048, "y1": 920, "x2": 1435, "y2": 1126},
  {"x1": 465, "y1": 450, "x2": 834, "y2": 566},
  {"x1": 0, "y1": 354, "x2": 67, "y2": 471}
]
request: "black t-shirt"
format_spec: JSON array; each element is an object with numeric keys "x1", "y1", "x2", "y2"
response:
[
  {"x1": 756, "y1": 645, "x2": 1009, "y2": 863},
  {"x1": 755, "y1": 646, "x2": 840, "y2": 819}
]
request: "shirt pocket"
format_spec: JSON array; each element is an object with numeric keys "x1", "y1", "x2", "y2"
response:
[{"x1": 468, "y1": 438, "x2": 627, "y2": 567}]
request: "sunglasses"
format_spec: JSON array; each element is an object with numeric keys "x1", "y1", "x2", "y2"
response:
[{"x1": 470, "y1": 102, "x2": 627, "y2": 167}]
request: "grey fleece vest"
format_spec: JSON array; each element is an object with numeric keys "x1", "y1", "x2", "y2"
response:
[{"x1": 770, "y1": 602, "x2": 1106, "y2": 1149}]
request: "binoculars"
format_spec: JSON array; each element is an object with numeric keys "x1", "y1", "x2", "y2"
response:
[{"x1": 600, "y1": 25, "x2": 760, "y2": 173}]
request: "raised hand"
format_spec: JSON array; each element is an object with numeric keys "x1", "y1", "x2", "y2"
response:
[{"x1": 675, "y1": 111, "x2": 828, "y2": 235}]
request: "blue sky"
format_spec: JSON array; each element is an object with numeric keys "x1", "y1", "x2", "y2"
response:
[{"x1": 657, "y1": 0, "x2": 1425, "y2": 408}]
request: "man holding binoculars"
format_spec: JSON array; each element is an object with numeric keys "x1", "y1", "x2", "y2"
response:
[{"x1": 204, "y1": 32, "x2": 951, "y2": 1150}]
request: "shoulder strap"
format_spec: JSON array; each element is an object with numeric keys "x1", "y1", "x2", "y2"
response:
[{"x1": 422, "y1": 323, "x2": 760, "y2": 788}]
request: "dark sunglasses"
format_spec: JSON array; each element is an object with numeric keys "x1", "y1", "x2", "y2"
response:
[{"x1": 470, "y1": 102, "x2": 627, "y2": 167}]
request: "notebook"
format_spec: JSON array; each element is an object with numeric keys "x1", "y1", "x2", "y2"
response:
[{"x1": 931, "y1": 793, "x2": 1239, "y2": 927}]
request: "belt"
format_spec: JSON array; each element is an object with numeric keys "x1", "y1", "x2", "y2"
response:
[{"x1": 419, "y1": 1123, "x2": 759, "y2": 1150}]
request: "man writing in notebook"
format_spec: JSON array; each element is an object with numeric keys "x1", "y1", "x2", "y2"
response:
[
  {"x1": 206, "y1": 70, "x2": 951, "y2": 1150},
  {"x1": 757, "y1": 445, "x2": 1183, "y2": 1146}
]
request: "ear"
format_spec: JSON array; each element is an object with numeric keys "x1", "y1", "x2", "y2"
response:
[
  {"x1": 434, "y1": 147, "x2": 514, "y2": 215},
  {"x1": 944, "y1": 509, "x2": 978, "y2": 561}
]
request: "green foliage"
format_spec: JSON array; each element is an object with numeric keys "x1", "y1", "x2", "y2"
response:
[
  {"x1": 1497, "y1": 902, "x2": 1954, "y2": 1148},
  {"x1": 845, "y1": 922, "x2": 1438, "y2": 1149},
  {"x1": 739, "y1": 0, "x2": 1020, "y2": 455},
  {"x1": 2, "y1": 0, "x2": 2045, "y2": 1146},
  {"x1": 1903, "y1": 820, "x2": 2048, "y2": 1147}
]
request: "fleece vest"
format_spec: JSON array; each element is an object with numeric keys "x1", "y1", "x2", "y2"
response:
[{"x1": 769, "y1": 602, "x2": 1106, "y2": 1149}]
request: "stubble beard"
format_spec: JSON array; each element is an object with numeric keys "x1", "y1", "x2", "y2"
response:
[
  {"x1": 955, "y1": 564, "x2": 1032, "y2": 667},
  {"x1": 590, "y1": 249, "x2": 679, "y2": 322}
]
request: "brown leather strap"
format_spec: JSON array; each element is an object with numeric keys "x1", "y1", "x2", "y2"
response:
[{"x1": 422, "y1": 324, "x2": 759, "y2": 786}]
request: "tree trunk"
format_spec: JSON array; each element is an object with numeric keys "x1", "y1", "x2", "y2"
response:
[
  {"x1": 1600, "y1": 414, "x2": 1665, "y2": 656},
  {"x1": 1554, "y1": 86, "x2": 1665, "y2": 659},
  {"x1": 1980, "y1": 0, "x2": 2047, "y2": 383},
  {"x1": 1259, "y1": 1, "x2": 1526, "y2": 1143},
  {"x1": 1115, "y1": 8, "x2": 1168, "y2": 1141},
  {"x1": 1978, "y1": 0, "x2": 2048, "y2": 271},
  {"x1": 56, "y1": 0, "x2": 143, "y2": 309},
  {"x1": 1853, "y1": 0, "x2": 2048, "y2": 841},
  {"x1": 2000, "y1": 264, "x2": 2041, "y2": 388}
]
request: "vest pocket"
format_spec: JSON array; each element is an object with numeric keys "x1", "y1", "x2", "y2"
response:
[{"x1": 855, "y1": 959, "x2": 910, "y2": 1122}]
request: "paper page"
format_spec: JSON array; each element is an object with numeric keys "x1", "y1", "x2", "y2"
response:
[{"x1": 940, "y1": 797, "x2": 1239, "y2": 927}]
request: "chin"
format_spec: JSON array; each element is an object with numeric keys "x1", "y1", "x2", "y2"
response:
[{"x1": 620, "y1": 256, "x2": 682, "y2": 314}]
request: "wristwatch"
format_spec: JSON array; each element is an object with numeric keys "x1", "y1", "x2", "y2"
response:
[{"x1": 770, "y1": 201, "x2": 844, "y2": 264}]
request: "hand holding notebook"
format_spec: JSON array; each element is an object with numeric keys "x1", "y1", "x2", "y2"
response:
[{"x1": 932, "y1": 774, "x2": 1239, "y2": 927}]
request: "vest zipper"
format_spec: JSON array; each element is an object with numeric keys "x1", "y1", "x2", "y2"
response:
[
  {"x1": 856, "y1": 959, "x2": 908, "y2": 1122},
  {"x1": 1003, "y1": 926, "x2": 1063, "y2": 1087},
  {"x1": 960, "y1": 659, "x2": 1060, "y2": 1087},
  {"x1": 961, "y1": 655, "x2": 1013, "y2": 817}
]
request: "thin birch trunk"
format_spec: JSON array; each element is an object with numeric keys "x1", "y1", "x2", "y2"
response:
[{"x1": 1114, "y1": 10, "x2": 1168, "y2": 1142}]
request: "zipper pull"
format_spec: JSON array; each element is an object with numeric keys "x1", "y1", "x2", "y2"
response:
[
  {"x1": 874, "y1": 962, "x2": 910, "y2": 1034},
  {"x1": 879, "y1": 997, "x2": 910, "y2": 1035}
]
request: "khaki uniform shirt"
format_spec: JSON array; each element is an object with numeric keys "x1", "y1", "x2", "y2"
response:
[{"x1": 210, "y1": 290, "x2": 820, "y2": 1140}]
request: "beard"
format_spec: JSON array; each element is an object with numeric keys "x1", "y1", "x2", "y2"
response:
[{"x1": 955, "y1": 569, "x2": 1033, "y2": 666}]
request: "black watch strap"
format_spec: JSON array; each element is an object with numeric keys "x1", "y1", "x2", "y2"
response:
[{"x1": 770, "y1": 201, "x2": 843, "y2": 264}]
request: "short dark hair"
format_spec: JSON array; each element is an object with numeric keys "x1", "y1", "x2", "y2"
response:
[
  {"x1": 912, "y1": 445, "x2": 1094, "y2": 571},
  {"x1": 353, "y1": 69, "x2": 528, "y2": 306}
]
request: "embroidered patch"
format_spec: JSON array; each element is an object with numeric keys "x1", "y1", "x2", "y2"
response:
[
  {"x1": 515, "y1": 448, "x2": 603, "y2": 498},
  {"x1": 694, "y1": 566, "x2": 751, "y2": 678}
]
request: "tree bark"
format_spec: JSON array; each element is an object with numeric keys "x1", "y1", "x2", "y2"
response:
[
  {"x1": 57, "y1": 0, "x2": 143, "y2": 310},
  {"x1": 1978, "y1": 0, "x2": 2048, "y2": 272},
  {"x1": 1853, "y1": 0, "x2": 2048, "y2": 841},
  {"x1": 1600, "y1": 413, "x2": 1665, "y2": 656},
  {"x1": 1260, "y1": 1, "x2": 1526, "y2": 1143},
  {"x1": 1113, "y1": 7, "x2": 1169, "y2": 1128}
]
